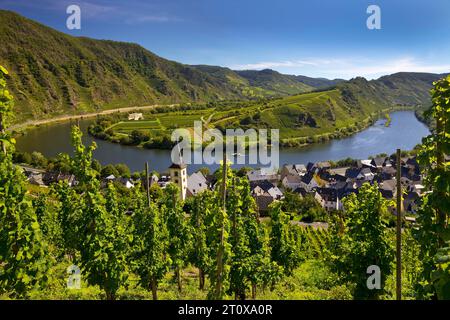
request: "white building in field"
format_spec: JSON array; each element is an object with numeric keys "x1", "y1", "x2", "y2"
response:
[{"x1": 128, "y1": 113, "x2": 143, "y2": 121}]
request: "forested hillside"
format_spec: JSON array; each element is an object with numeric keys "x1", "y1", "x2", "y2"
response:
[
  {"x1": 1, "y1": 10, "x2": 446, "y2": 125},
  {"x1": 0, "y1": 10, "x2": 340, "y2": 123}
]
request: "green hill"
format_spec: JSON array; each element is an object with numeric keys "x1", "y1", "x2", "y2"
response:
[
  {"x1": 0, "y1": 9, "x2": 447, "y2": 128},
  {"x1": 90, "y1": 70, "x2": 445, "y2": 149},
  {"x1": 0, "y1": 10, "x2": 338, "y2": 123}
]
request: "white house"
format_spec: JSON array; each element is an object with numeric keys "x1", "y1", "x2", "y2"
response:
[
  {"x1": 186, "y1": 171, "x2": 209, "y2": 197},
  {"x1": 247, "y1": 168, "x2": 279, "y2": 183},
  {"x1": 128, "y1": 113, "x2": 143, "y2": 121},
  {"x1": 282, "y1": 174, "x2": 303, "y2": 190}
]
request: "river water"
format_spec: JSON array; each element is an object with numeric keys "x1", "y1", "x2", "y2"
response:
[{"x1": 15, "y1": 111, "x2": 430, "y2": 174}]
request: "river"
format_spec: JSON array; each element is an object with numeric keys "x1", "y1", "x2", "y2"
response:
[{"x1": 15, "y1": 111, "x2": 430, "y2": 174}]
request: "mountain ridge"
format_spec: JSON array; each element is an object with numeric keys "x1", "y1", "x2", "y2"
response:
[{"x1": 0, "y1": 9, "x2": 447, "y2": 125}]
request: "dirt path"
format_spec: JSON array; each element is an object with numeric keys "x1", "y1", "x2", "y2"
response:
[{"x1": 9, "y1": 103, "x2": 178, "y2": 131}]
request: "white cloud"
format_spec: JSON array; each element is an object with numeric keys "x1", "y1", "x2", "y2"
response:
[
  {"x1": 329, "y1": 58, "x2": 450, "y2": 79},
  {"x1": 126, "y1": 14, "x2": 182, "y2": 24},
  {"x1": 230, "y1": 57, "x2": 450, "y2": 79},
  {"x1": 232, "y1": 58, "x2": 339, "y2": 70}
]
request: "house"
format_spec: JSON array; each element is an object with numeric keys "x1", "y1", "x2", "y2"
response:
[
  {"x1": 315, "y1": 187, "x2": 341, "y2": 211},
  {"x1": 282, "y1": 174, "x2": 303, "y2": 190},
  {"x1": 57, "y1": 173, "x2": 77, "y2": 187},
  {"x1": 379, "y1": 179, "x2": 396, "y2": 199},
  {"x1": 254, "y1": 194, "x2": 276, "y2": 215},
  {"x1": 118, "y1": 178, "x2": 135, "y2": 189},
  {"x1": 101, "y1": 174, "x2": 116, "y2": 188},
  {"x1": 299, "y1": 172, "x2": 320, "y2": 192},
  {"x1": 328, "y1": 167, "x2": 348, "y2": 180},
  {"x1": 357, "y1": 159, "x2": 375, "y2": 169},
  {"x1": 306, "y1": 162, "x2": 316, "y2": 173},
  {"x1": 280, "y1": 164, "x2": 306, "y2": 180},
  {"x1": 105, "y1": 174, "x2": 116, "y2": 181},
  {"x1": 345, "y1": 168, "x2": 361, "y2": 180},
  {"x1": 28, "y1": 173, "x2": 45, "y2": 187},
  {"x1": 149, "y1": 174, "x2": 159, "y2": 187},
  {"x1": 128, "y1": 113, "x2": 143, "y2": 121},
  {"x1": 371, "y1": 157, "x2": 391, "y2": 169},
  {"x1": 157, "y1": 174, "x2": 171, "y2": 188},
  {"x1": 250, "y1": 180, "x2": 284, "y2": 214},
  {"x1": 186, "y1": 171, "x2": 209, "y2": 197},
  {"x1": 403, "y1": 191, "x2": 420, "y2": 213},
  {"x1": 250, "y1": 180, "x2": 283, "y2": 200},
  {"x1": 316, "y1": 161, "x2": 332, "y2": 170},
  {"x1": 359, "y1": 167, "x2": 375, "y2": 181},
  {"x1": 379, "y1": 166, "x2": 396, "y2": 181},
  {"x1": 247, "y1": 168, "x2": 279, "y2": 183},
  {"x1": 267, "y1": 186, "x2": 284, "y2": 200}
]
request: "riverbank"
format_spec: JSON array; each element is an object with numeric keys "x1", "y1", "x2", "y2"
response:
[
  {"x1": 84, "y1": 105, "x2": 420, "y2": 151},
  {"x1": 14, "y1": 111, "x2": 430, "y2": 174}
]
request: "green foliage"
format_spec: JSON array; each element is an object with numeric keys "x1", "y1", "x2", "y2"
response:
[
  {"x1": 414, "y1": 75, "x2": 450, "y2": 299},
  {"x1": 207, "y1": 162, "x2": 232, "y2": 300},
  {"x1": 0, "y1": 65, "x2": 49, "y2": 298},
  {"x1": 64, "y1": 126, "x2": 131, "y2": 300},
  {"x1": 299, "y1": 227, "x2": 331, "y2": 260},
  {"x1": 52, "y1": 181, "x2": 83, "y2": 257},
  {"x1": 101, "y1": 164, "x2": 119, "y2": 178},
  {"x1": 328, "y1": 183, "x2": 394, "y2": 299},
  {"x1": 162, "y1": 183, "x2": 192, "y2": 291},
  {"x1": 131, "y1": 184, "x2": 171, "y2": 300},
  {"x1": 188, "y1": 190, "x2": 216, "y2": 290},
  {"x1": 282, "y1": 192, "x2": 326, "y2": 222},
  {"x1": 269, "y1": 202, "x2": 302, "y2": 276}
]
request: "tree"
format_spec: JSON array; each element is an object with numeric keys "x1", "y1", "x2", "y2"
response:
[
  {"x1": 228, "y1": 176, "x2": 282, "y2": 299},
  {"x1": 269, "y1": 201, "x2": 302, "y2": 276},
  {"x1": 31, "y1": 151, "x2": 48, "y2": 168},
  {"x1": 227, "y1": 176, "x2": 252, "y2": 300},
  {"x1": 282, "y1": 191, "x2": 326, "y2": 221},
  {"x1": 328, "y1": 183, "x2": 394, "y2": 299},
  {"x1": 130, "y1": 130, "x2": 150, "y2": 144},
  {"x1": 208, "y1": 161, "x2": 232, "y2": 299},
  {"x1": 0, "y1": 65, "x2": 49, "y2": 298},
  {"x1": 189, "y1": 191, "x2": 215, "y2": 290},
  {"x1": 52, "y1": 181, "x2": 83, "y2": 258},
  {"x1": 101, "y1": 164, "x2": 119, "y2": 178},
  {"x1": 69, "y1": 126, "x2": 130, "y2": 300},
  {"x1": 131, "y1": 184, "x2": 171, "y2": 300},
  {"x1": 115, "y1": 163, "x2": 131, "y2": 178},
  {"x1": 414, "y1": 75, "x2": 450, "y2": 299},
  {"x1": 163, "y1": 183, "x2": 192, "y2": 292},
  {"x1": 91, "y1": 159, "x2": 102, "y2": 174}
]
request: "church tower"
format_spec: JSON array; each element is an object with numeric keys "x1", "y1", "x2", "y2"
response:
[{"x1": 169, "y1": 162, "x2": 187, "y2": 201}]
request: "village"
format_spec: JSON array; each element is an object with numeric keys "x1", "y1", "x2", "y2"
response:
[{"x1": 22, "y1": 152, "x2": 425, "y2": 221}]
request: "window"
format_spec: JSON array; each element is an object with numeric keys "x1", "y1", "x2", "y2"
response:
[{"x1": 174, "y1": 171, "x2": 179, "y2": 177}]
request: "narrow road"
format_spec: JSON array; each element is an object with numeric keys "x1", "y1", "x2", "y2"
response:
[{"x1": 9, "y1": 103, "x2": 179, "y2": 131}]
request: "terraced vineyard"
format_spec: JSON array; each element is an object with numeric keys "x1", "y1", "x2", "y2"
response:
[{"x1": 94, "y1": 81, "x2": 422, "y2": 149}]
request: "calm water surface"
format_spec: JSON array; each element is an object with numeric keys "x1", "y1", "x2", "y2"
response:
[{"x1": 15, "y1": 111, "x2": 430, "y2": 174}]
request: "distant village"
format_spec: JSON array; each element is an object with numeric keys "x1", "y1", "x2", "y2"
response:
[{"x1": 22, "y1": 153, "x2": 426, "y2": 219}]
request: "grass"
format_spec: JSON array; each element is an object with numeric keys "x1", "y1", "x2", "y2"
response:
[
  {"x1": 101, "y1": 88, "x2": 419, "y2": 149},
  {"x1": 20, "y1": 259, "x2": 352, "y2": 300},
  {"x1": 111, "y1": 120, "x2": 161, "y2": 132}
]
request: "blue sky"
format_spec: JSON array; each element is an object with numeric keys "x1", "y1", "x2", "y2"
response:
[{"x1": 1, "y1": 0, "x2": 450, "y2": 79}]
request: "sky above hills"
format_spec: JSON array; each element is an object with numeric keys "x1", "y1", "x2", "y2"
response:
[{"x1": 1, "y1": 0, "x2": 449, "y2": 80}]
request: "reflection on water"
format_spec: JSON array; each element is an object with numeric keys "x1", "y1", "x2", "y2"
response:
[{"x1": 15, "y1": 111, "x2": 430, "y2": 174}]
